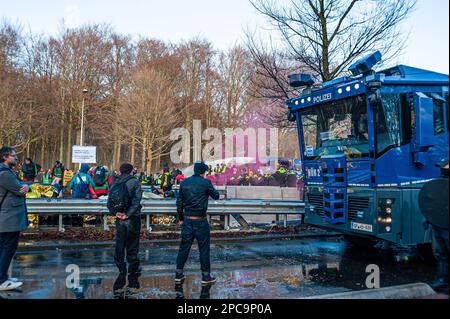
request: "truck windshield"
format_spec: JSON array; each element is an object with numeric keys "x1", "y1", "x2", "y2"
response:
[{"x1": 300, "y1": 95, "x2": 369, "y2": 160}]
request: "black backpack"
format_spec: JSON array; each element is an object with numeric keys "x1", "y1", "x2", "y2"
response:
[
  {"x1": 107, "y1": 177, "x2": 132, "y2": 214},
  {"x1": 93, "y1": 167, "x2": 106, "y2": 186}
]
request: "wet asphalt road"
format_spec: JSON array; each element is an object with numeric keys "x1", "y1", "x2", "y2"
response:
[{"x1": 1, "y1": 238, "x2": 438, "y2": 299}]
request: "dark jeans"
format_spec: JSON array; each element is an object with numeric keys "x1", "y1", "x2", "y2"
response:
[
  {"x1": 432, "y1": 226, "x2": 449, "y2": 263},
  {"x1": 176, "y1": 219, "x2": 211, "y2": 275},
  {"x1": 0, "y1": 232, "x2": 20, "y2": 284},
  {"x1": 114, "y1": 216, "x2": 141, "y2": 275}
]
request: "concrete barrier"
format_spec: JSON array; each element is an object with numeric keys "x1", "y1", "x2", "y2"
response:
[
  {"x1": 281, "y1": 188, "x2": 301, "y2": 200},
  {"x1": 302, "y1": 283, "x2": 437, "y2": 299},
  {"x1": 227, "y1": 186, "x2": 300, "y2": 200}
]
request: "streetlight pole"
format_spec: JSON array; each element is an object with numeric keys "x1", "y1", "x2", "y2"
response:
[
  {"x1": 80, "y1": 89, "x2": 88, "y2": 146},
  {"x1": 79, "y1": 89, "x2": 88, "y2": 170}
]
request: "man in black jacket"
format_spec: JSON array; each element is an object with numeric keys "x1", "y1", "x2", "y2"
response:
[
  {"x1": 175, "y1": 161, "x2": 220, "y2": 285},
  {"x1": 107, "y1": 163, "x2": 143, "y2": 292}
]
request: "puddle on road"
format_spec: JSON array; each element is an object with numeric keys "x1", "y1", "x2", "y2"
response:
[
  {"x1": 5, "y1": 238, "x2": 437, "y2": 299},
  {"x1": 4, "y1": 264, "x2": 350, "y2": 299}
]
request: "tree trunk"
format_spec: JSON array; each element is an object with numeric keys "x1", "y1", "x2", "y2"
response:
[
  {"x1": 66, "y1": 105, "x2": 73, "y2": 166},
  {"x1": 141, "y1": 137, "x2": 147, "y2": 172},
  {"x1": 40, "y1": 136, "x2": 45, "y2": 167},
  {"x1": 59, "y1": 108, "x2": 65, "y2": 163},
  {"x1": 117, "y1": 139, "x2": 122, "y2": 167},
  {"x1": 26, "y1": 102, "x2": 32, "y2": 158},
  {"x1": 130, "y1": 137, "x2": 136, "y2": 165},
  {"x1": 112, "y1": 122, "x2": 119, "y2": 169},
  {"x1": 146, "y1": 145, "x2": 153, "y2": 174}
]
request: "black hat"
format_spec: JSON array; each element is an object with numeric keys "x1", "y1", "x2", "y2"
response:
[
  {"x1": 120, "y1": 163, "x2": 134, "y2": 175},
  {"x1": 194, "y1": 161, "x2": 208, "y2": 175}
]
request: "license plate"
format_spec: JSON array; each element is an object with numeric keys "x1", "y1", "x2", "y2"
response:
[{"x1": 350, "y1": 222, "x2": 373, "y2": 233}]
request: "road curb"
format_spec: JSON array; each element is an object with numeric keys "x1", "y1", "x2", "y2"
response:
[
  {"x1": 17, "y1": 232, "x2": 340, "y2": 253},
  {"x1": 302, "y1": 283, "x2": 437, "y2": 299}
]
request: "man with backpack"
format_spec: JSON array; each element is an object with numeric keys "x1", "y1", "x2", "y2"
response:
[
  {"x1": 107, "y1": 163, "x2": 143, "y2": 292},
  {"x1": 91, "y1": 165, "x2": 113, "y2": 198},
  {"x1": 67, "y1": 164, "x2": 98, "y2": 199}
]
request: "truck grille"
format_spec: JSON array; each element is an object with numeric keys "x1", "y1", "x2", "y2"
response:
[
  {"x1": 307, "y1": 194, "x2": 324, "y2": 217},
  {"x1": 348, "y1": 197, "x2": 370, "y2": 221}
]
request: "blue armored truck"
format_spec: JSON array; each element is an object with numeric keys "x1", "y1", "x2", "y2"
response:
[{"x1": 287, "y1": 52, "x2": 449, "y2": 247}]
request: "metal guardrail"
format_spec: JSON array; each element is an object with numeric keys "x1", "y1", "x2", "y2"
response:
[{"x1": 26, "y1": 199, "x2": 305, "y2": 232}]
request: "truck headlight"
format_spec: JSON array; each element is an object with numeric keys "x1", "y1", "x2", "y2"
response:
[
  {"x1": 377, "y1": 198, "x2": 394, "y2": 233},
  {"x1": 377, "y1": 198, "x2": 395, "y2": 214}
]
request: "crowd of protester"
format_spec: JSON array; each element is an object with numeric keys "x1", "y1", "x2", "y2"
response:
[
  {"x1": 134, "y1": 162, "x2": 303, "y2": 188},
  {"x1": 12, "y1": 158, "x2": 304, "y2": 200}
]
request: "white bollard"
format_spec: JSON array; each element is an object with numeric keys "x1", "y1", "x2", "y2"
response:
[
  {"x1": 146, "y1": 215, "x2": 152, "y2": 232},
  {"x1": 225, "y1": 215, "x2": 230, "y2": 230},
  {"x1": 58, "y1": 214, "x2": 64, "y2": 232},
  {"x1": 103, "y1": 215, "x2": 110, "y2": 231}
]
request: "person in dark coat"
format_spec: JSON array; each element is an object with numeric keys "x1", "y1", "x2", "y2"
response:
[
  {"x1": 20, "y1": 158, "x2": 41, "y2": 182},
  {"x1": 423, "y1": 160, "x2": 449, "y2": 292},
  {"x1": 0, "y1": 146, "x2": 29, "y2": 291},
  {"x1": 107, "y1": 163, "x2": 143, "y2": 293},
  {"x1": 175, "y1": 161, "x2": 220, "y2": 285}
]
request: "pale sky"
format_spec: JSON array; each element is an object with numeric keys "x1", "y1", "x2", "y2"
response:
[{"x1": 1, "y1": 0, "x2": 449, "y2": 74}]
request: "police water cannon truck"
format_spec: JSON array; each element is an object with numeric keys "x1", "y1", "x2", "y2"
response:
[{"x1": 287, "y1": 52, "x2": 449, "y2": 247}]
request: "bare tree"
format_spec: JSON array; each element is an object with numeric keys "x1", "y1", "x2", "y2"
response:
[
  {"x1": 176, "y1": 38, "x2": 217, "y2": 133},
  {"x1": 117, "y1": 66, "x2": 179, "y2": 173},
  {"x1": 249, "y1": 0, "x2": 416, "y2": 82},
  {"x1": 246, "y1": 0, "x2": 415, "y2": 131},
  {"x1": 103, "y1": 33, "x2": 134, "y2": 169},
  {"x1": 0, "y1": 21, "x2": 27, "y2": 150},
  {"x1": 216, "y1": 46, "x2": 254, "y2": 128},
  {"x1": 1, "y1": 17, "x2": 296, "y2": 170}
]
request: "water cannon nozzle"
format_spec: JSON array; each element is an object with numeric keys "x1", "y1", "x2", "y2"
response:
[{"x1": 288, "y1": 74, "x2": 315, "y2": 88}]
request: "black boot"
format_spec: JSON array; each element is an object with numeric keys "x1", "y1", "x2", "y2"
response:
[
  {"x1": 127, "y1": 269, "x2": 141, "y2": 290},
  {"x1": 430, "y1": 261, "x2": 449, "y2": 292},
  {"x1": 175, "y1": 284, "x2": 185, "y2": 300},
  {"x1": 113, "y1": 274, "x2": 127, "y2": 292}
]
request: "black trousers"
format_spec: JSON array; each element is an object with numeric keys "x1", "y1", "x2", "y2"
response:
[
  {"x1": 176, "y1": 219, "x2": 211, "y2": 275},
  {"x1": 114, "y1": 216, "x2": 141, "y2": 275},
  {"x1": 0, "y1": 232, "x2": 20, "y2": 284},
  {"x1": 432, "y1": 226, "x2": 449, "y2": 264}
]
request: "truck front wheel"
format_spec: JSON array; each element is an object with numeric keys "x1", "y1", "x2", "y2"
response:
[
  {"x1": 416, "y1": 243, "x2": 436, "y2": 264},
  {"x1": 343, "y1": 234, "x2": 379, "y2": 248}
]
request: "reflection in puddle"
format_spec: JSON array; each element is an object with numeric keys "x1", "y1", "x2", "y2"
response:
[{"x1": 7, "y1": 239, "x2": 437, "y2": 299}]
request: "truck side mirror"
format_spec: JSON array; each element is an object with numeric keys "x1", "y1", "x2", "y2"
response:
[{"x1": 412, "y1": 92, "x2": 434, "y2": 166}]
